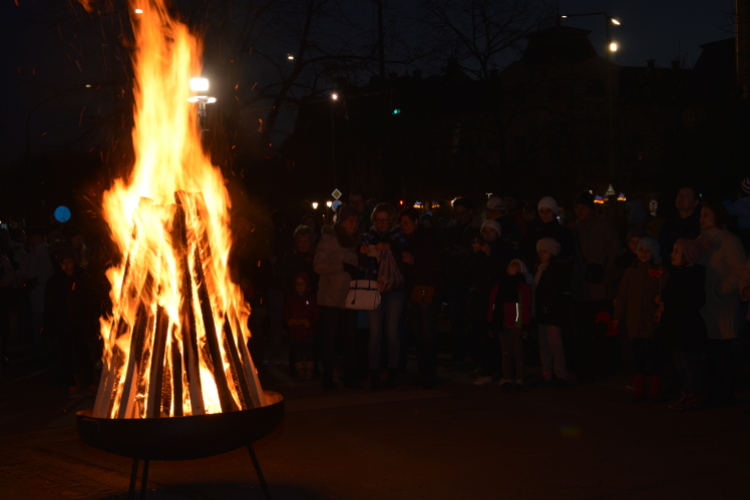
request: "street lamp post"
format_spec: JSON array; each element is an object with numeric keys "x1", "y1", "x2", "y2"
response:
[
  {"x1": 560, "y1": 12, "x2": 620, "y2": 179},
  {"x1": 188, "y1": 77, "x2": 216, "y2": 144},
  {"x1": 330, "y1": 92, "x2": 338, "y2": 189}
]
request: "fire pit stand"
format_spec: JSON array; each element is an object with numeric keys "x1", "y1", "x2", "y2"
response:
[{"x1": 77, "y1": 391, "x2": 284, "y2": 500}]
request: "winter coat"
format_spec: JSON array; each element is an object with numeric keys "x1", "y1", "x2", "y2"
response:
[
  {"x1": 403, "y1": 228, "x2": 443, "y2": 291},
  {"x1": 614, "y1": 261, "x2": 668, "y2": 340},
  {"x1": 278, "y1": 250, "x2": 318, "y2": 298},
  {"x1": 724, "y1": 197, "x2": 750, "y2": 229},
  {"x1": 313, "y1": 225, "x2": 360, "y2": 308},
  {"x1": 440, "y1": 218, "x2": 481, "y2": 287},
  {"x1": 658, "y1": 210, "x2": 701, "y2": 269},
  {"x1": 487, "y1": 274, "x2": 532, "y2": 332},
  {"x1": 362, "y1": 225, "x2": 407, "y2": 282},
  {"x1": 660, "y1": 265, "x2": 707, "y2": 352},
  {"x1": 699, "y1": 227, "x2": 746, "y2": 340},
  {"x1": 571, "y1": 216, "x2": 622, "y2": 302},
  {"x1": 534, "y1": 261, "x2": 566, "y2": 326},
  {"x1": 464, "y1": 238, "x2": 517, "y2": 301},
  {"x1": 282, "y1": 274, "x2": 321, "y2": 340}
]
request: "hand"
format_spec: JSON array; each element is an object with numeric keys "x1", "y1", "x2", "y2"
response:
[
  {"x1": 481, "y1": 244, "x2": 491, "y2": 257},
  {"x1": 402, "y1": 252, "x2": 414, "y2": 264},
  {"x1": 472, "y1": 242, "x2": 481, "y2": 253},
  {"x1": 301, "y1": 319, "x2": 310, "y2": 328},
  {"x1": 654, "y1": 294, "x2": 662, "y2": 306},
  {"x1": 360, "y1": 245, "x2": 369, "y2": 254},
  {"x1": 375, "y1": 242, "x2": 390, "y2": 252}
]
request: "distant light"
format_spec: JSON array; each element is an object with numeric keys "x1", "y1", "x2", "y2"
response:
[
  {"x1": 135, "y1": 8, "x2": 143, "y2": 14},
  {"x1": 392, "y1": 108, "x2": 401, "y2": 115},
  {"x1": 312, "y1": 202, "x2": 319, "y2": 210},
  {"x1": 187, "y1": 96, "x2": 217, "y2": 104},
  {"x1": 399, "y1": 200, "x2": 404, "y2": 206},
  {"x1": 609, "y1": 42, "x2": 619, "y2": 52},
  {"x1": 617, "y1": 193, "x2": 627, "y2": 202},
  {"x1": 326, "y1": 201, "x2": 333, "y2": 208},
  {"x1": 190, "y1": 77, "x2": 209, "y2": 92},
  {"x1": 331, "y1": 93, "x2": 338, "y2": 100},
  {"x1": 560, "y1": 15, "x2": 567, "y2": 18},
  {"x1": 287, "y1": 54, "x2": 294, "y2": 60},
  {"x1": 85, "y1": 84, "x2": 91, "y2": 88},
  {"x1": 611, "y1": 18, "x2": 621, "y2": 25}
]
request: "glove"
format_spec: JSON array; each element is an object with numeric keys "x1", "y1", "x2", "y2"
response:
[{"x1": 342, "y1": 262, "x2": 358, "y2": 278}]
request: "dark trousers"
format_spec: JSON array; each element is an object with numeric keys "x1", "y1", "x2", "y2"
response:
[
  {"x1": 446, "y1": 284, "x2": 470, "y2": 363},
  {"x1": 673, "y1": 350, "x2": 702, "y2": 395},
  {"x1": 631, "y1": 337, "x2": 664, "y2": 376},
  {"x1": 570, "y1": 300, "x2": 617, "y2": 382},
  {"x1": 290, "y1": 338, "x2": 315, "y2": 364},
  {"x1": 479, "y1": 332, "x2": 501, "y2": 377},
  {"x1": 706, "y1": 338, "x2": 736, "y2": 403},
  {"x1": 320, "y1": 306, "x2": 358, "y2": 380},
  {"x1": 407, "y1": 295, "x2": 441, "y2": 382}
]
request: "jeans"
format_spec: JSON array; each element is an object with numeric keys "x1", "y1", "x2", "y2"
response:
[
  {"x1": 538, "y1": 324, "x2": 567, "y2": 380},
  {"x1": 320, "y1": 306, "x2": 359, "y2": 378},
  {"x1": 446, "y1": 284, "x2": 470, "y2": 364},
  {"x1": 407, "y1": 294, "x2": 441, "y2": 381},
  {"x1": 367, "y1": 290, "x2": 406, "y2": 370},
  {"x1": 500, "y1": 329, "x2": 524, "y2": 382},
  {"x1": 673, "y1": 350, "x2": 701, "y2": 395}
]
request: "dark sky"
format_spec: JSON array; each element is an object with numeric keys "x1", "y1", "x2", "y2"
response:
[{"x1": 0, "y1": 0, "x2": 737, "y2": 164}]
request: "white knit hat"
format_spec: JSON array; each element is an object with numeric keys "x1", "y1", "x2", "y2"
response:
[
  {"x1": 538, "y1": 196, "x2": 559, "y2": 215},
  {"x1": 536, "y1": 237, "x2": 561, "y2": 256},
  {"x1": 486, "y1": 197, "x2": 504, "y2": 211},
  {"x1": 510, "y1": 258, "x2": 534, "y2": 285},
  {"x1": 480, "y1": 219, "x2": 502, "y2": 237}
]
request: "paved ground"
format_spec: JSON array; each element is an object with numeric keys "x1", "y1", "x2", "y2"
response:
[{"x1": 1, "y1": 346, "x2": 749, "y2": 499}]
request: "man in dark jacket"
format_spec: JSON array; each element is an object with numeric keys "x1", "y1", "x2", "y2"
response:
[
  {"x1": 440, "y1": 197, "x2": 480, "y2": 368},
  {"x1": 658, "y1": 186, "x2": 701, "y2": 270}
]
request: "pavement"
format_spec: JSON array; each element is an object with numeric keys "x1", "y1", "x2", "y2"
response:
[{"x1": 1, "y1": 346, "x2": 749, "y2": 500}]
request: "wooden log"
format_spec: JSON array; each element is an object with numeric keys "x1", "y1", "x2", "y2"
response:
[
  {"x1": 117, "y1": 284, "x2": 153, "y2": 420},
  {"x1": 170, "y1": 329, "x2": 183, "y2": 417},
  {"x1": 233, "y1": 312, "x2": 267, "y2": 408},
  {"x1": 146, "y1": 306, "x2": 170, "y2": 418},
  {"x1": 223, "y1": 319, "x2": 252, "y2": 411},
  {"x1": 173, "y1": 193, "x2": 205, "y2": 415}
]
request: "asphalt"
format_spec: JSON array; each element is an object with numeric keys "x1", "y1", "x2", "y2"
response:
[{"x1": 1, "y1": 348, "x2": 749, "y2": 500}]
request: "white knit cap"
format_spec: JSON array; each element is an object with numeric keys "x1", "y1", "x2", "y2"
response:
[
  {"x1": 538, "y1": 196, "x2": 559, "y2": 215},
  {"x1": 480, "y1": 219, "x2": 502, "y2": 237},
  {"x1": 536, "y1": 237, "x2": 562, "y2": 256},
  {"x1": 486, "y1": 197, "x2": 504, "y2": 211},
  {"x1": 510, "y1": 258, "x2": 534, "y2": 285}
]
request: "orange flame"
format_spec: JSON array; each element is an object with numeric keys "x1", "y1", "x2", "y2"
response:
[{"x1": 94, "y1": 1, "x2": 264, "y2": 419}]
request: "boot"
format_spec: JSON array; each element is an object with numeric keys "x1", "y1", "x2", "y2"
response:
[
  {"x1": 384, "y1": 369, "x2": 397, "y2": 389},
  {"x1": 370, "y1": 370, "x2": 381, "y2": 391},
  {"x1": 305, "y1": 361, "x2": 315, "y2": 381},
  {"x1": 295, "y1": 362, "x2": 305, "y2": 379},
  {"x1": 648, "y1": 375, "x2": 663, "y2": 402},
  {"x1": 633, "y1": 374, "x2": 646, "y2": 401}
]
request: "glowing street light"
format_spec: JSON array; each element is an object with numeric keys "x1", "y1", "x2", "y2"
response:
[
  {"x1": 312, "y1": 202, "x2": 319, "y2": 210},
  {"x1": 610, "y1": 18, "x2": 621, "y2": 25},
  {"x1": 326, "y1": 201, "x2": 333, "y2": 208},
  {"x1": 287, "y1": 54, "x2": 295, "y2": 60},
  {"x1": 190, "y1": 77, "x2": 209, "y2": 92},
  {"x1": 609, "y1": 42, "x2": 619, "y2": 52},
  {"x1": 331, "y1": 93, "x2": 338, "y2": 100}
]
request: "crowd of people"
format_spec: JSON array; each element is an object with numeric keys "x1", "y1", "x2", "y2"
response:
[{"x1": 2, "y1": 182, "x2": 750, "y2": 412}]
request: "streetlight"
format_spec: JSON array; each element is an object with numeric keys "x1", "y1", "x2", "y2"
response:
[
  {"x1": 326, "y1": 201, "x2": 333, "y2": 208},
  {"x1": 312, "y1": 202, "x2": 319, "y2": 210},
  {"x1": 287, "y1": 54, "x2": 295, "y2": 60},
  {"x1": 330, "y1": 92, "x2": 338, "y2": 188},
  {"x1": 188, "y1": 78, "x2": 215, "y2": 143},
  {"x1": 609, "y1": 41, "x2": 619, "y2": 52}
]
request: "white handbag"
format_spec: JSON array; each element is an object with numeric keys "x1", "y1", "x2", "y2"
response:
[{"x1": 344, "y1": 279, "x2": 381, "y2": 311}]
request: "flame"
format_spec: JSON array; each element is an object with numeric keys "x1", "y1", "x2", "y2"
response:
[{"x1": 94, "y1": 1, "x2": 264, "y2": 419}]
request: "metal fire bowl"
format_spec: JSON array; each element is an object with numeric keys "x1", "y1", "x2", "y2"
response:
[{"x1": 76, "y1": 391, "x2": 284, "y2": 461}]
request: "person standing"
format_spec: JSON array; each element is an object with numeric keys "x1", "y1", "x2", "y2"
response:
[
  {"x1": 313, "y1": 205, "x2": 363, "y2": 390},
  {"x1": 17, "y1": 227, "x2": 54, "y2": 359},
  {"x1": 659, "y1": 186, "x2": 701, "y2": 269},
  {"x1": 441, "y1": 197, "x2": 480, "y2": 368},
  {"x1": 349, "y1": 190, "x2": 370, "y2": 235},
  {"x1": 570, "y1": 192, "x2": 622, "y2": 383},
  {"x1": 400, "y1": 207, "x2": 443, "y2": 389},
  {"x1": 361, "y1": 203, "x2": 407, "y2": 390},
  {"x1": 699, "y1": 201, "x2": 746, "y2": 406}
]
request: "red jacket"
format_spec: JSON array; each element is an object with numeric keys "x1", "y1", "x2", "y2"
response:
[{"x1": 283, "y1": 274, "x2": 321, "y2": 340}]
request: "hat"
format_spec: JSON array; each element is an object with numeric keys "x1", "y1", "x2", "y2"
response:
[
  {"x1": 742, "y1": 177, "x2": 750, "y2": 195},
  {"x1": 419, "y1": 213, "x2": 433, "y2": 229},
  {"x1": 676, "y1": 238, "x2": 708, "y2": 265},
  {"x1": 480, "y1": 219, "x2": 502, "y2": 237},
  {"x1": 537, "y1": 196, "x2": 559, "y2": 215},
  {"x1": 510, "y1": 258, "x2": 533, "y2": 285},
  {"x1": 336, "y1": 204, "x2": 358, "y2": 224},
  {"x1": 486, "y1": 197, "x2": 504, "y2": 212},
  {"x1": 574, "y1": 191, "x2": 595, "y2": 210},
  {"x1": 637, "y1": 237, "x2": 660, "y2": 262},
  {"x1": 536, "y1": 237, "x2": 561, "y2": 256}
]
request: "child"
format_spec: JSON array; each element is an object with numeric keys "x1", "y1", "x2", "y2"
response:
[
  {"x1": 659, "y1": 239, "x2": 708, "y2": 411},
  {"x1": 489, "y1": 258, "x2": 532, "y2": 390},
  {"x1": 283, "y1": 273, "x2": 321, "y2": 380},
  {"x1": 534, "y1": 238, "x2": 568, "y2": 388},
  {"x1": 614, "y1": 237, "x2": 668, "y2": 401}
]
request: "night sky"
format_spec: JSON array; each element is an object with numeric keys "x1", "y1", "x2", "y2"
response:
[{"x1": 0, "y1": 0, "x2": 736, "y2": 164}]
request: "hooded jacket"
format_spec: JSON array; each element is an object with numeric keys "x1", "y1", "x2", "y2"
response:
[
  {"x1": 283, "y1": 273, "x2": 321, "y2": 340},
  {"x1": 614, "y1": 261, "x2": 668, "y2": 340},
  {"x1": 313, "y1": 224, "x2": 360, "y2": 308}
]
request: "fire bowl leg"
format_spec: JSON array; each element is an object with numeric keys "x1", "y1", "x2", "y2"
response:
[
  {"x1": 126, "y1": 458, "x2": 150, "y2": 500},
  {"x1": 140, "y1": 460, "x2": 150, "y2": 500},
  {"x1": 247, "y1": 445, "x2": 272, "y2": 500}
]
